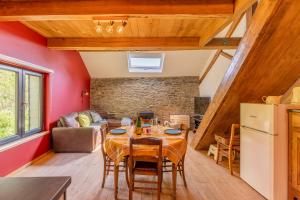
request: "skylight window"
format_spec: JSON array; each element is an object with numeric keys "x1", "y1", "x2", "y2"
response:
[{"x1": 128, "y1": 52, "x2": 165, "y2": 73}]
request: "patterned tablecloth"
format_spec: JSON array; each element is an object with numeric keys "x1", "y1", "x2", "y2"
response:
[{"x1": 104, "y1": 126, "x2": 187, "y2": 166}]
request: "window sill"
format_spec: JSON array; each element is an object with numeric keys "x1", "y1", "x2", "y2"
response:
[{"x1": 0, "y1": 131, "x2": 50, "y2": 153}]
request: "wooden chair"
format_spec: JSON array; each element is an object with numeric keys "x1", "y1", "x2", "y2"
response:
[
  {"x1": 100, "y1": 126, "x2": 128, "y2": 200},
  {"x1": 163, "y1": 124, "x2": 189, "y2": 187},
  {"x1": 215, "y1": 124, "x2": 240, "y2": 175},
  {"x1": 129, "y1": 137, "x2": 163, "y2": 200}
]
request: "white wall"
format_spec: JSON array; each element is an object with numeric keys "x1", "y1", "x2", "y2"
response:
[
  {"x1": 80, "y1": 50, "x2": 214, "y2": 78},
  {"x1": 199, "y1": 51, "x2": 235, "y2": 97}
]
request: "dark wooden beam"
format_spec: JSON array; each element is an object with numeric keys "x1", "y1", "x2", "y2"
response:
[
  {"x1": 206, "y1": 38, "x2": 241, "y2": 49},
  {"x1": 47, "y1": 37, "x2": 241, "y2": 51},
  {"x1": 192, "y1": 0, "x2": 300, "y2": 149},
  {"x1": 220, "y1": 50, "x2": 234, "y2": 60},
  {"x1": 0, "y1": 0, "x2": 234, "y2": 21}
]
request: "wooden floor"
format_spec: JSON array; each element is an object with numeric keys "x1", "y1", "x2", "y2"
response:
[{"x1": 13, "y1": 134, "x2": 264, "y2": 200}]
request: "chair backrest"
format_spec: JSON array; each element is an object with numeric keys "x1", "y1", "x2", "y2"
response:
[
  {"x1": 100, "y1": 128, "x2": 107, "y2": 157},
  {"x1": 129, "y1": 137, "x2": 162, "y2": 169},
  {"x1": 170, "y1": 115, "x2": 190, "y2": 128},
  {"x1": 229, "y1": 124, "x2": 240, "y2": 148},
  {"x1": 180, "y1": 123, "x2": 190, "y2": 141}
]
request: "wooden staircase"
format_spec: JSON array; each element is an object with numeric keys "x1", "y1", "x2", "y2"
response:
[{"x1": 192, "y1": 0, "x2": 300, "y2": 149}]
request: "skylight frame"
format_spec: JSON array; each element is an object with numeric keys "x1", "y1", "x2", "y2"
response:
[{"x1": 127, "y1": 52, "x2": 165, "y2": 73}]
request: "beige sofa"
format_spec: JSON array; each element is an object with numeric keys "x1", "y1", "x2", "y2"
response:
[{"x1": 52, "y1": 110, "x2": 107, "y2": 153}]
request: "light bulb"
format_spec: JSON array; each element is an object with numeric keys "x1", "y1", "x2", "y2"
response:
[
  {"x1": 106, "y1": 25, "x2": 114, "y2": 33},
  {"x1": 116, "y1": 25, "x2": 124, "y2": 33},
  {"x1": 106, "y1": 21, "x2": 114, "y2": 33},
  {"x1": 95, "y1": 24, "x2": 102, "y2": 33}
]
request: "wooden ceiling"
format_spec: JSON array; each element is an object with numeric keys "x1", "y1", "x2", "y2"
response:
[
  {"x1": 0, "y1": 0, "x2": 255, "y2": 51},
  {"x1": 22, "y1": 18, "x2": 228, "y2": 38}
]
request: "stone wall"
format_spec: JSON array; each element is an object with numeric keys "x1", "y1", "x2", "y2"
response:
[{"x1": 91, "y1": 76, "x2": 200, "y2": 123}]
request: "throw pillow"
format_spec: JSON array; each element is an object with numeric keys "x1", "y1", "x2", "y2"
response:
[
  {"x1": 61, "y1": 113, "x2": 80, "y2": 128},
  {"x1": 78, "y1": 114, "x2": 91, "y2": 127},
  {"x1": 90, "y1": 111, "x2": 102, "y2": 123}
]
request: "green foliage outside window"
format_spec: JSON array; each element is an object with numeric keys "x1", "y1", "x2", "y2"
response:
[{"x1": 0, "y1": 69, "x2": 17, "y2": 139}]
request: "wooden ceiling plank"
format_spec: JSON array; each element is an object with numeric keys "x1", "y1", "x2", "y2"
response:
[
  {"x1": 47, "y1": 37, "x2": 241, "y2": 51},
  {"x1": 22, "y1": 18, "x2": 231, "y2": 38},
  {"x1": 0, "y1": 0, "x2": 234, "y2": 21}
]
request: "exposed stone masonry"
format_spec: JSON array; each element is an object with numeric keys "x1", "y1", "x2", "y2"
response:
[{"x1": 91, "y1": 76, "x2": 200, "y2": 124}]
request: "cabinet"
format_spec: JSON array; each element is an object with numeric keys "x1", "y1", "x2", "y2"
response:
[{"x1": 289, "y1": 111, "x2": 300, "y2": 199}]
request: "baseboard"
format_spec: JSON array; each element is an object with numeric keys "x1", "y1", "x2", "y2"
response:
[{"x1": 6, "y1": 150, "x2": 53, "y2": 177}]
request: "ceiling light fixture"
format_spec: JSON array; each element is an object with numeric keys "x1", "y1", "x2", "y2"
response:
[{"x1": 93, "y1": 16, "x2": 128, "y2": 34}]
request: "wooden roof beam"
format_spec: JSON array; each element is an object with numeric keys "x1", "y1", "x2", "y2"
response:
[
  {"x1": 198, "y1": 50, "x2": 222, "y2": 83},
  {"x1": 220, "y1": 50, "x2": 234, "y2": 60},
  {"x1": 198, "y1": 0, "x2": 257, "y2": 46},
  {"x1": 192, "y1": 0, "x2": 287, "y2": 150},
  {"x1": 47, "y1": 37, "x2": 241, "y2": 51},
  {"x1": 198, "y1": 14, "x2": 243, "y2": 83},
  {"x1": 0, "y1": 0, "x2": 234, "y2": 21}
]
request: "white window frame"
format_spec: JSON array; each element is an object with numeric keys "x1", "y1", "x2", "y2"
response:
[{"x1": 127, "y1": 52, "x2": 165, "y2": 73}]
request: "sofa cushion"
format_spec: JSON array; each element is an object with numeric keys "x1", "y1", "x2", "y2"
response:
[
  {"x1": 90, "y1": 111, "x2": 103, "y2": 123},
  {"x1": 79, "y1": 111, "x2": 93, "y2": 122},
  {"x1": 61, "y1": 113, "x2": 79, "y2": 128},
  {"x1": 78, "y1": 114, "x2": 91, "y2": 127}
]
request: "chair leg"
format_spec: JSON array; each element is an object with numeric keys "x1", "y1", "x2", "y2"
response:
[
  {"x1": 181, "y1": 158, "x2": 187, "y2": 188},
  {"x1": 114, "y1": 164, "x2": 119, "y2": 200},
  {"x1": 101, "y1": 156, "x2": 107, "y2": 188},
  {"x1": 158, "y1": 173, "x2": 161, "y2": 200},
  {"x1": 124, "y1": 158, "x2": 129, "y2": 187},
  {"x1": 172, "y1": 163, "x2": 177, "y2": 200},
  {"x1": 132, "y1": 174, "x2": 135, "y2": 191},
  {"x1": 229, "y1": 147, "x2": 233, "y2": 175},
  {"x1": 107, "y1": 159, "x2": 111, "y2": 175},
  {"x1": 129, "y1": 174, "x2": 133, "y2": 200},
  {"x1": 216, "y1": 143, "x2": 220, "y2": 164}
]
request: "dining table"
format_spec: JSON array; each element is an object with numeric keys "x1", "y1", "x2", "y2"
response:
[{"x1": 104, "y1": 125, "x2": 188, "y2": 199}]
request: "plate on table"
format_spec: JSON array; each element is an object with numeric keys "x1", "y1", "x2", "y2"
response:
[
  {"x1": 110, "y1": 129, "x2": 127, "y2": 135},
  {"x1": 142, "y1": 123, "x2": 151, "y2": 128},
  {"x1": 164, "y1": 129, "x2": 181, "y2": 135}
]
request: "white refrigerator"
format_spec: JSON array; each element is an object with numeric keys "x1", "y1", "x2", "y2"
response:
[{"x1": 240, "y1": 103, "x2": 300, "y2": 200}]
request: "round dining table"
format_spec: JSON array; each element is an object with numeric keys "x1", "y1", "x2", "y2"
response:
[{"x1": 104, "y1": 125, "x2": 187, "y2": 199}]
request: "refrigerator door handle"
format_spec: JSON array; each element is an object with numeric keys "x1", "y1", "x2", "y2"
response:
[
  {"x1": 249, "y1": 115, "x2": 257, "y2": 118},
  {"x1": 241, "y1": 125, "x2": 277, "y2": 136}
]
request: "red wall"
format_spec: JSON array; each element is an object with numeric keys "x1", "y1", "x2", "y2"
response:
[{"x1": 0, "y1": 22, "x2": 90, "y2": 176}]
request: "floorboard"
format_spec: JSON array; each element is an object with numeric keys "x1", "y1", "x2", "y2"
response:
[{"x1": 13, "y1": 134, "x2": 264, "y2": 200}]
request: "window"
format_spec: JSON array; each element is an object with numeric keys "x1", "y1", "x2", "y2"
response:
[
  {"x1": 128, "y1": 52, "x2": 165, "y2": 73},
  {"x1": 0, "y1": 64, "x2": 43, "y2": 145}
]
